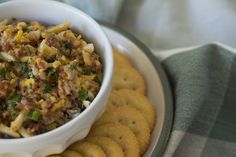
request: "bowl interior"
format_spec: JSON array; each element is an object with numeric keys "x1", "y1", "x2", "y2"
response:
[{"x1": 0, "y1": 0, "x2": 113, "y2": 148}]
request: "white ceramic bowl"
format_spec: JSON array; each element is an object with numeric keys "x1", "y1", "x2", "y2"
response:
[{"x1": 0, "y1": 1, "x2": 113, "y2": 157}]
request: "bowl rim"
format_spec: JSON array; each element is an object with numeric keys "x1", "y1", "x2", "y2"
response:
[{"x1": 0, "y1": 0, "x2": 113, "y2": 143}]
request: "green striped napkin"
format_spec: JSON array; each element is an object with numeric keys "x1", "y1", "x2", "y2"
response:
[{"x1": 162, "y1": 43, "x2": 236, "y2": 157}]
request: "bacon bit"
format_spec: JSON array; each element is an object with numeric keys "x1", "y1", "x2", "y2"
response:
[
  {"x1": 14, "y1": 46, "x2": 27, "y2": 59},
  {"x1": 47, "y1": 35, "x2": 61, "y2": 48},
  {"x1": 28, "y1": 123, "x2": 40, "y2": 133},
  {"x1": 16, "y1": 103, "x2": 24, "y2": 110},
  {"x1": 25, "y1": 103, "x2": 39, "y2": 110},
  {"x1": 2, "y1": 42, "x2": 12, "y2": 51},
  {"x1": 0, "y1": 81, "x2": 10, "y2": 98}
]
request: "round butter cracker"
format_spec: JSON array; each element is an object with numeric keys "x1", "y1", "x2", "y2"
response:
[
  {"x1": 113, "y1": 65, "x2": 146, "y2": 94},
  {"x1": 95, "y1": 106, "x2": 150, "y2": 154},
  {"x1": 68, "y1": 142, "x2": 106, "y2": 157},
  {"x1": 113, "y1": 48, "x2": 131, "y2": 67},
  {"x1": 62, "y1": 150, "x2": 82, "y2": 157},
  {"x1": 89, "y1": 123, "x2": 140, "y2": 157},
  {"x1": 85, "y1": 136, "x2": 124, "y2": 157},
  {"x1": 107, "y1": 89, "x2": 155, "y2": 130}
]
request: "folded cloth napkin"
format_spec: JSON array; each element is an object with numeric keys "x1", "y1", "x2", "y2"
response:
[{"x1": 160, "y1": 43, "x2": 236, "y2": 157}]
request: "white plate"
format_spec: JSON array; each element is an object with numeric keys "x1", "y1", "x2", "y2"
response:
[{"x1": 101, "y1": 23, "x2": 173, "y2": 157}]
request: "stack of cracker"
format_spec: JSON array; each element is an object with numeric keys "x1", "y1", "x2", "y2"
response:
[{"x1": 48, "y1": 48, "x2": 156, "y2": 157}]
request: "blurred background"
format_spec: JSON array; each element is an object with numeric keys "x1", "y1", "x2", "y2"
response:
[
  {"x1": 1, "y1": 0, "x2": 236, "y2": 53},
  {"x1": 60, "y1": 0, "x2": 236, "y2": 53}
]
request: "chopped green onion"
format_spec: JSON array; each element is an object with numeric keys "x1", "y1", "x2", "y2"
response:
[
  {"x1": 43, "y1": 84, "x2": 51, "y2": 93},
  {"x1": 28, "y1": 69, "x2": 34, "y2": 78},
  {"x1": 64, "y1": 42, "x2": 73, "y2": 57},
  {"x1": 12, "y1": 62, "x2": 33, "y2": 78},
  {"x1": 18, "y1": 62, "x2": 28, "y2": 76},
  {"x1": 6, "y1": 93, "x2": 21, "y2": 115},
  {"x1": 65, "y1": 42, "x2": 72, "y2": 50},
  {"x1": 45, "y1": 57, "x2": 55, "y2": 63},
  {"x1": 0, "y1": 67, "x2": 6, "y2": 80},
  {"x1": 22, "y1": 27, "x2": 30, "y2": 33},
  {"x1": 82, "y1": 67, "x2": 91, "y2": 75},
  {"x1": 12, "y1": 62, "x2": 28, "y2": 77},
  {"x1": 9, "y1": 93, "x2": 21, "y2": 102},
  {"x1": 28, "y1": 109, "x2": 41, "y2": 121},
  {"x1": 78, "y1": 89, "x2": 88, "y2": 101},
  {"x1": 45, "y1": 67, "x2": 57, "y2": 78},
  {"x1": 94, "y1": 76, "x2": 102, "y2": 85},
  {"x1": 69, "y1": 64, "x2": 77, "y2": 70},
  {"x1": 6, "y1": 101, "x2": 17, "y2": 116}
]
